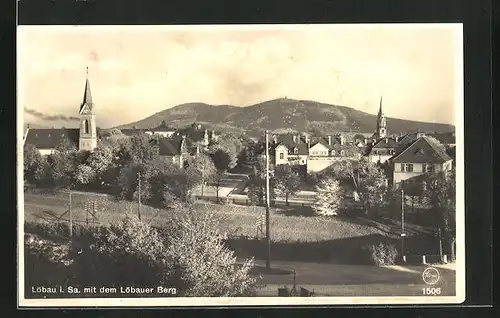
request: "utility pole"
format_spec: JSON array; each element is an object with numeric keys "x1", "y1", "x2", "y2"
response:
[
  {"x1": 201, "y1": 154, "x2": 205, "y2": 198},
  {"x1": 265, "y1": 130, "x2": 271, "y2": 269},
  {"x1": 137, "y1": 171, "x2": 142, "y2": 220},
  {"x1": 401, "y1": 182, "x2": 406, "y2": 259},
  {"x1": 69, "y1": 190, "x2": 73, "y2": 238}
]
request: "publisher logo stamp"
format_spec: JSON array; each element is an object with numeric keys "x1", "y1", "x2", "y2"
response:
[{"x1": 422, "y1": 267, "x2": 440, "y2": 285}]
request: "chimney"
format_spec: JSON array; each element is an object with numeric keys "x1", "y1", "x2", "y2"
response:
[
  {"x1": 364, "y1": 138, "x2": 368, "y2": 145},
  {"x1": 328, "y1": 136, "x2": 332, "y2": 145},
  {"x1": 385, "y1": 137, "x2": 388, "y2": 144},
  {"x1": 296, "y1": 135, "x2": 301, "y2": 144},
  {"x1": 273, "y1": 134, "x2": 278, "y2": 143},
  {"x1": 305, "y1": 134, "x2": 310, "y2": 145},
  {"x1": 340, "y1": 134, "x2": 345, "y2": 145},
  {"x1": 395, "y1": 136, "x2": 399, "y2": 142},
  {"x1": 293, "y1": 135, "x2": 297, "y2": 143}
]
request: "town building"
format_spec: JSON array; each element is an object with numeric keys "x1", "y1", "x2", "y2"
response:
[
  {"x1": 24, "y1": 68, "x2": 98, "y2": 155},
  {"x1": 272, "y1": 133, "x2": 361, "y2": 173},
  {"x1": 365, "y1": 137, "x2": 399, "y2": 164},
  {"x1": 145, "y1": 121, "x2": 176, "y2": 138},
  {"x1": 389, "y1": 136, "x2": 453, "y2": 186},
  {"x1": 374, "y1": 96, "x2": 387, "y2": 140}
]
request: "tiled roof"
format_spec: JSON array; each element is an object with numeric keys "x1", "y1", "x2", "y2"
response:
[
  {"x1": 154, "y1": 136, "x2": 183, "y2": 156},
  {"x1": 390, "y1": 136, "x2": 452, "y2": 164},
  {"x1": 25, "y1": 128, "x2": 79, "y2": 149},
  {"x1": 427, "y1": 132, "x2": 455, "y2": 145},
  {"x1": 310, "y1": 136, "x2": 349, "y2": 150},
  {"x1": 175, "y1": 126, "x2": 213, "y2": 142},
  {"x1": 150, "y1": 124, "x2": 176, "y2": 132},
  {"x1": 281, "y1": 143, "x2": 308, "y2": 155}
]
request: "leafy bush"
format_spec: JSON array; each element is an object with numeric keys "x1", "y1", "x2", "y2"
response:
[
  {"x1": 313, "y1": 177, "x2": 344, "y2": 216},
  {"x1": 27, "y1": 210, "x2": 262, "y2": 297},
  {"x1": 362, "y1": 242, "x2": 398, "y2": 266},
  {"x1": 69, "y1": 217, "x2": 172, "y2": 290},
  {"x1": 24, "y1": 234, "x2": 73, "y2": 296}
]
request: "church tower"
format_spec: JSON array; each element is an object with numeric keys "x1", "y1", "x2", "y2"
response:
[
  {"x1": 376, "y1": 96, "x2": 387, "y2": 139},
  {"x1": 78, "y1": 67, "x2": 98, "y2": 151}
]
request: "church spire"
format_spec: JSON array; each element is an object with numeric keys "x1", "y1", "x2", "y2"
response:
[
  {"x1": 80, "y1": 66, "x2": 93, "y2": 113},
  {"x1": 375, "y1": 95, "x2": 387, "y2": 139},
  {"x1": 378, "y1": 96, "x2": 383, "y2": 116}
]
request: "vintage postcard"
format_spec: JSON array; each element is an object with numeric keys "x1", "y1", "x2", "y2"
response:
[{"x1": 17, "y1": 24, "x2": 465, "y2": 307}]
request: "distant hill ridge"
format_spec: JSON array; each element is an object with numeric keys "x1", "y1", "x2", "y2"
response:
[{"x1": 116, "y1": 98, "x2": 455, "y2": 137}]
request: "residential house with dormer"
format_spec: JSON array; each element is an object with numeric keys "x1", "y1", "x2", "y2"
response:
[
  {"x1": 274, "y1": 134, "x2": 309, "y2": 167},
  {"x1": 389, "y1": 136, "x2": 453, "y2": 186},
  {"x1": 271, "y1": 132, "x2": 361, "y2": 173},
  {"x1": 24, "y1": 68, "x2": 98, "y2": 155},
  {"x1": 365, "y1": 137, "x2": 399, "y2": 164},
  {"x1": 307, "y1": 134, "x2": 361, "y2": 173}
]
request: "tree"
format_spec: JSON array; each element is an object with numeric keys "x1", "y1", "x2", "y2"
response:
[
  {"x1": 188, "y1": 153, "x2": 217, "y2": 185},
  {"x1": 116, "y1": 162, "x2": 152, "y2": 201},
  {"x1": 212, "y1": 170, "x2": 225, "y2": 204},
  {"x1": 247, "y1": 156, "x2": 275, "y2": 206},
  {"x1": 45, "y1": 151, "x2": 78, "y2": 189},
  {"x1": 75, "y1": 144, "x2": 115, "y2": 189},
  {"x1": 422, "y1": 169, "x2": 456, "y2": 260},
  {"x1": 23, "y1": 144, "x2": 45, "y2": 185},
  {"x1": 275, "y1": 165, "x2": 301, "y2": 205},
  {"x1": 209, "y1": 134, "x2": 242, "y2": 171},
  {"x1": 165, "y1": 206, "x2": 261, "y2": 296},
  {"x1": 313, "y1": 177, "x2": 344, "y2": 216},
  {"x1": 327, "y1": 158, "x2": 388, "y2": 215}
]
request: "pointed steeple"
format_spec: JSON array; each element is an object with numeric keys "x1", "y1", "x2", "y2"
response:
[
  {"x1": 80, "y1": 67, "x2": 93, "y2": 113},
  {"x1": 378, "y1": 96, "x2": 383, "y2": 116}
]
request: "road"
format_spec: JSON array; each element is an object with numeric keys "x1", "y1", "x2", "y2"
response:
[{"x1": 244, "y1": 259, "x2": 457, "y2": 297}]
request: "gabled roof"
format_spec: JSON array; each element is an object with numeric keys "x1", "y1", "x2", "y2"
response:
[
  {"x1": 371, "y1": 137, "x2": 399, "y2": 149},
  {"x1": 153, "y1": 135, "x2": 200, "y2": 156},
  {"x1": 390, "y1": 136, "x2": 452, "y2": 164},
  {"x1": 310, "y1": 137, "x2": 332, "y2": 150},
  {"x1": 25, "y1": 128, "x2": 79, "y2": 149},
  {"x1": 175, "y1": 125, "x2": 214, "y2": 142},
  {"x1": 427, "y1": 132, "x2": 456, "y2": 145},
  {"x1": 155, "y1": 137, "x2": 182, "y2": 156},
  {"x1": 309, "y1": 135, "x2": 350, "y2": 150},
  {"x1": 283, "y1": 143, "x2": 309, "y2": 155},
  {"x1": 150, "y1": 124, "x2": 176, "y2": 132}
]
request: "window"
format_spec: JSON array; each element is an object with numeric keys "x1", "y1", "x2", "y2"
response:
[
  {"x1": 340, "y1": 150, "x2": 345, "y2": 156},
  {"x1": 401, "y1": 163, "x2": 414, "y2": 172},
  {"x1": 331, "y1": 150, "x2": 336, "y2": 156},
  {"x1": 279, "y1": 153, "x2": 284, "y2": 160},
  {"x1": 425, "y1": 163, "x2": 435, "y2": 173},
  {"x1": 294, "y1": 148, "x2": 298, "y2": 154},
  {"x1": 83, "y1": 119, "x2": 89, "y2": 134}
]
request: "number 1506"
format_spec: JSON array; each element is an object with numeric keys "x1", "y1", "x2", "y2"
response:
[{"x1": 422, "y1": 287, "x2": 441, "y2": 295}]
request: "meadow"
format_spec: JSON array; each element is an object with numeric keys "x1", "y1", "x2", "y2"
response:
[
  {"x1": 23, "y1": 189, "x2": 389, "y2": 243},
  {"x1": 23, "y1": 188, "x2": 443, "y2": 265}
]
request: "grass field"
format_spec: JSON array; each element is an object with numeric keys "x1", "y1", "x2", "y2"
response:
[{"x1": 23, "y1": 190, "x2": 390, "y2": 243}]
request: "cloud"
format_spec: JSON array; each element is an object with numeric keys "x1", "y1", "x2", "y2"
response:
[{"x1": 24, "y1": 107, "x2": 79, "y2": 122}]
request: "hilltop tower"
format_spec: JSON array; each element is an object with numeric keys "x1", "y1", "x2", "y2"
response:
[
  {"x1": 78, "y1": 67, "x2": 98, "y2": 151},
  {"x1": 375, "y1": 96, "x2": 387, "y2": 139}
]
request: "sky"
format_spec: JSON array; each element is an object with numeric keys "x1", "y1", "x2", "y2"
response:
[{"x1": 18, "y1": 24, "x2": 463, "y2": 128}]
